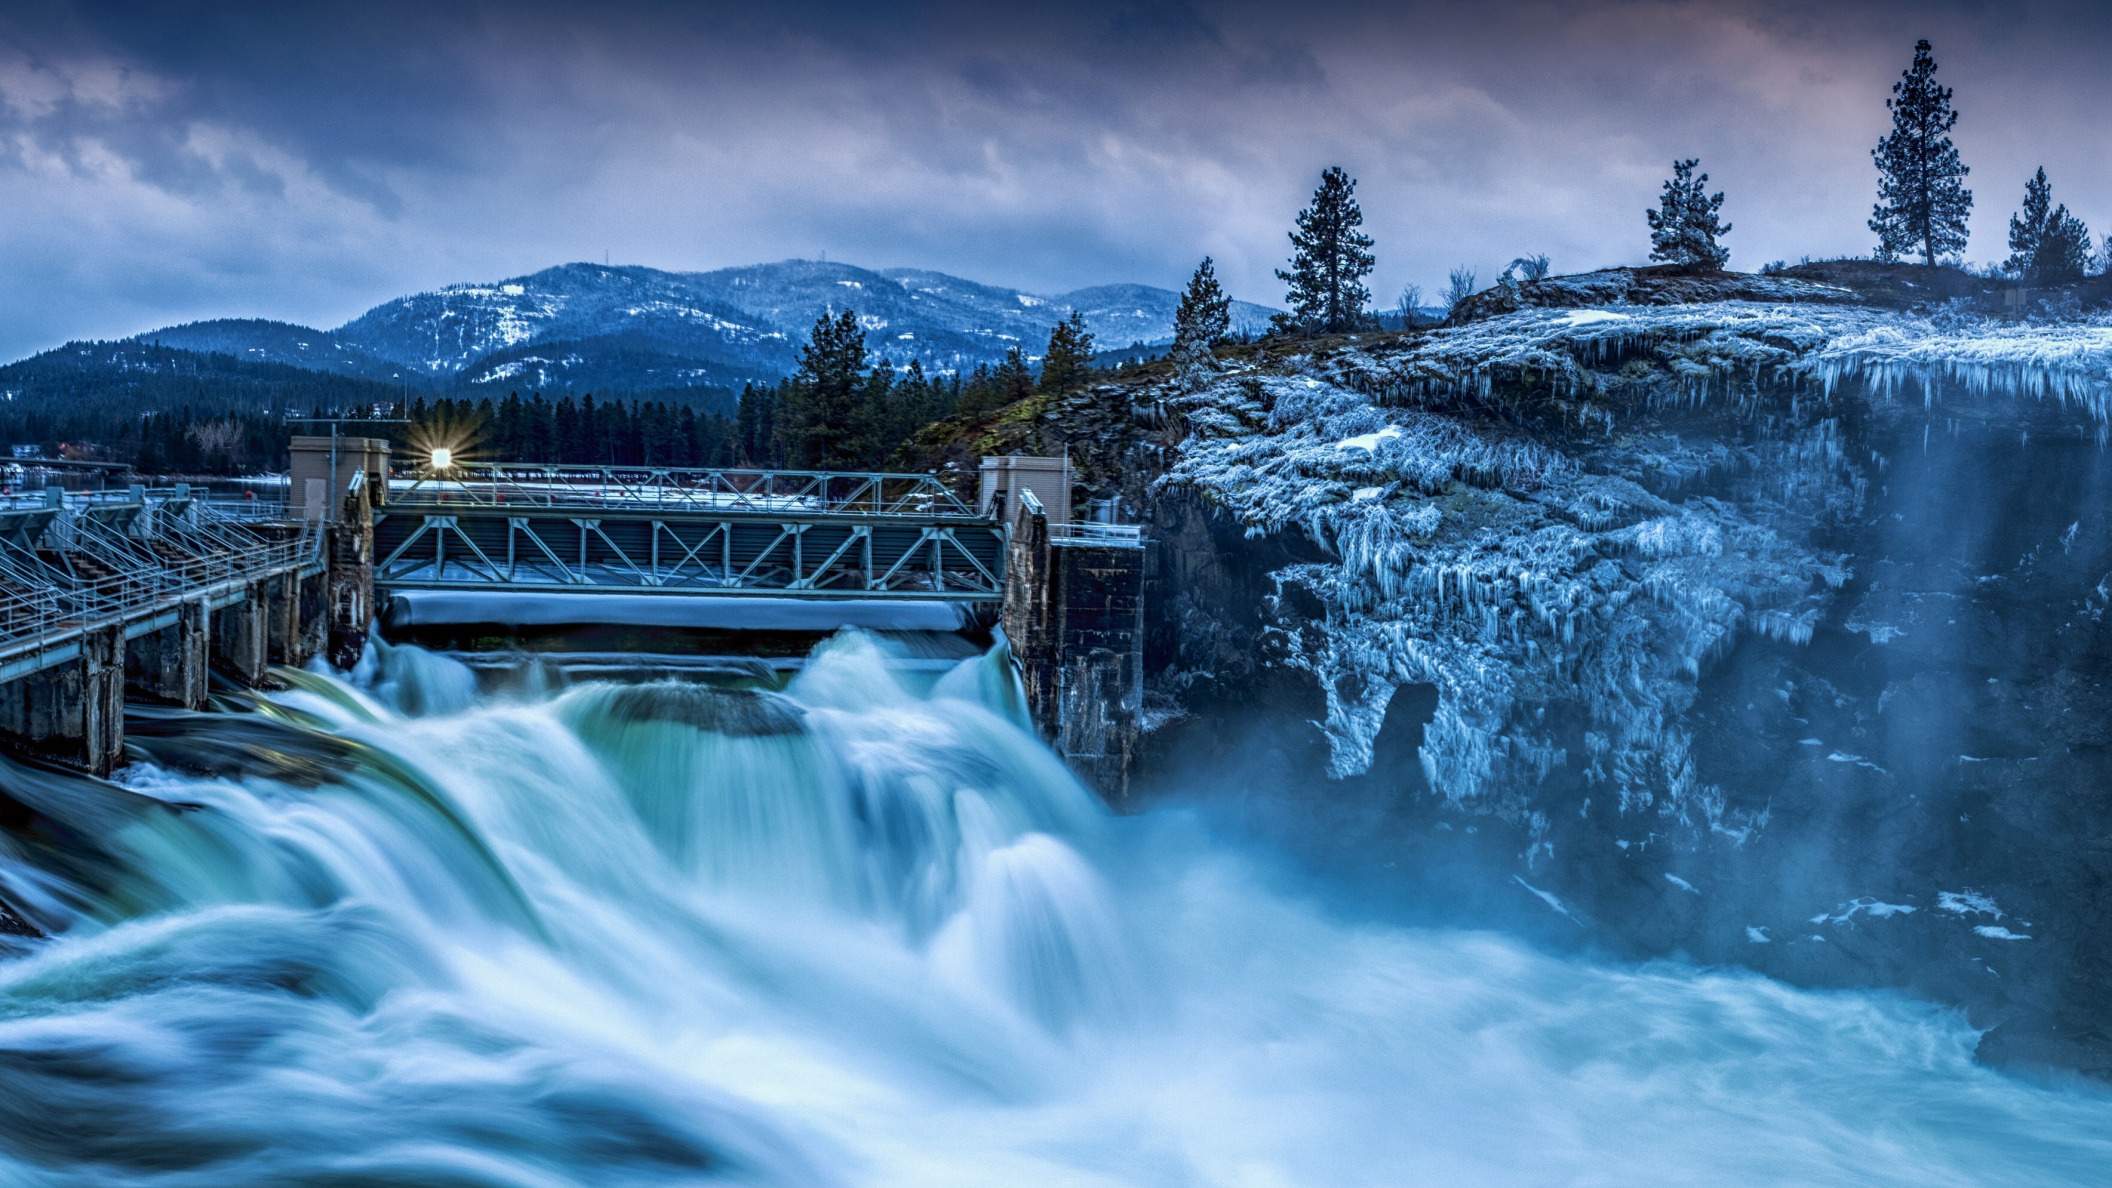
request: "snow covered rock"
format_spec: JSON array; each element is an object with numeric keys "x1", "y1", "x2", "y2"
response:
[
  {"x1": 1145, "y1": 300, "x2": 2112, "y2": 817},
  {"x1": 1449, "y1": 266, "x2": 1860, "y2": 323}
]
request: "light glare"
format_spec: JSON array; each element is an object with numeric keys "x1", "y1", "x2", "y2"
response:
[{"x1": 430, "y1": 447, "x2": 452, "y2": 469}]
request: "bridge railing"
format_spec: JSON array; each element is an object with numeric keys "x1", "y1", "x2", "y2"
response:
[
  {"x1": 388, "y1": 464, "x2": 980, "y2": 518},
  {"x1": 0, "y1": 489, "x2": 320, "y2": 660}
]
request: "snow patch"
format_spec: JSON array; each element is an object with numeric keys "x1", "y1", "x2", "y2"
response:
[
  {"x1": 1557, "y1": 309, "x2": 1634, "y2": 328},
  {"x1": 1938, "y1": 890, "x2": 2003, "y2": 918},
  {"x1": 1812, "y1": 897, "x2": 1916, "y2": 925},
  {"x1": 1334, "y1": 424, "x2": 1405, "y2": 452}
]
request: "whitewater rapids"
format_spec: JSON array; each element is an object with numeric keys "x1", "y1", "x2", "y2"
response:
[{"x1": 0, "y1": 633, "x2": 2106, "y2": 1186}]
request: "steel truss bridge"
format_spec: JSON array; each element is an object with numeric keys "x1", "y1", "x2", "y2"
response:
[{"x1": 373, "y1": 464, "x2": 1007, "y2": 600}]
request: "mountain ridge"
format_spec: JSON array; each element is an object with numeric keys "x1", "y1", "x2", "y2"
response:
[{"x1": 118, "y1": 260, "x2": 1280, "y2": 397}]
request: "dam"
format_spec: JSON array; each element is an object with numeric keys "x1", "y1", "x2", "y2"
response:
[
  {"x1": 5, "y1": 336, "x2": 2112, "y2": 1183},
  {"x1": 0, "y1": 442, "x2": 1150, "y2": 799},
  {"x1": 0, "y1": 464, "x2": 2104, "y2": 1184}
]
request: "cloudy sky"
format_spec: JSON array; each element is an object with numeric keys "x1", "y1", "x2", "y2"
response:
[{"x1": 0, "y1": 0, "x2": 2104, "y2": 359}]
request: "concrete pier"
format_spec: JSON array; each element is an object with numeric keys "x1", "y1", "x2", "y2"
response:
[
  {"x1": 125, "y1": 600, "x2": 210, "y2": 710},
  {"x1": 213, "y1": 581, "x2": 270, "y2": 686},
  {"x1": 1003, "y1": 495, "x2": 1147, "y2": 804},
  {"x1": 0, "y1": 625, "x2": 125, "y2": 775},
  {"x1": 325, "y1": 476, "x2": 376, "y2": 669},
  {"x1": 265, "y1": 571, "x2": 303, "y2": 666}
]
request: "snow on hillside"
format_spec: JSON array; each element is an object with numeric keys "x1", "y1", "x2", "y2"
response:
[
  {"x1": 334, "y1": 266, "x2": 768, "y2": 377},
  {"x1": 320, "y1": 261, "x2": 1283, "y2": 386}
]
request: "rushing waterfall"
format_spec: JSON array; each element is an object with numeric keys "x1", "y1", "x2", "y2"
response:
[{"x1": 0, "y1": 632, "x2": 2107, "y2": 1186}]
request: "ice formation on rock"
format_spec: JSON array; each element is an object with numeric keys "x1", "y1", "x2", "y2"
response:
[{"x1": 1150, "y1": 301, "x2": 2112, "y2": 834}]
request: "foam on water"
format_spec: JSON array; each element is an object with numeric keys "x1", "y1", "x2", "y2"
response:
[{"x1": 0, "y1": 632, "x2": 2105, "y2": 1186}]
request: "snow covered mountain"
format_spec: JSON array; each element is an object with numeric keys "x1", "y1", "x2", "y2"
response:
[{"x1": 131, "y1": 261, "x2": 1280, "y2": 394}]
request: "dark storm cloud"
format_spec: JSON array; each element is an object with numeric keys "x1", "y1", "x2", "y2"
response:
[{"x1": 0, "y1": 0, "x2": 2106, "y2": 358}]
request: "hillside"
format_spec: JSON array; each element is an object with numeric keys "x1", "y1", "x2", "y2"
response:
[
  {"x1": 137, "y1": 319, "x2": 420, "y2": 386},
  {"x1": 0, "y1": 340, "x2": 409, "y2": 415},
  {"x1": 0, "y1": 340, "x2": 416, "y2": 470}
]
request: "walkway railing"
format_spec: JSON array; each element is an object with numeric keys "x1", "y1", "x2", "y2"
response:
[
  {"x1": 388, "y1": 464, "x2": 978, "y2": 518},
  {"x1": 0, "y1": 487, "x2": 319, "y2": 666},
  {"x1": 1048, "y1": 522, "x2": 1145, "y2": 549}
]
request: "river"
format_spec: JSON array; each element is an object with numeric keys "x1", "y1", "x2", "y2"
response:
[{"x1": 0, "y1": 633, "x2": 2106, "y2": 1185}]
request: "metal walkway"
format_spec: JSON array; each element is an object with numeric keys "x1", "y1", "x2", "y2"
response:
[
  {"x1": 0, "y1": 486, "x2": 322, "y2": 682},
  {"x1": 372, "y1": 464, "x2": 1007, "y2": 601}
]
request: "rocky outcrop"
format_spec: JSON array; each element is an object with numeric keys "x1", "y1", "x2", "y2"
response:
[
  {"x1": 1450, "y1": 261, "x2": 2112, "y2": 325},
  {"x1": 1449, "y1": 265, "x2": 1860, "y2": 323},
  {"x1": 1031, "y1": 296, "x2": 2112, "y2": 1078}
]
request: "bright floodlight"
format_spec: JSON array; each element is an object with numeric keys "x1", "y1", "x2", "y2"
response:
[{"x1": 430, "y1": 447, "x2": 452, "y2": 469}]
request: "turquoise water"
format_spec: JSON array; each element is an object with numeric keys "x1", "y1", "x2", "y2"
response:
[{"x1": 0, "y1": 633, "x2": 2106, "y2": 1186}]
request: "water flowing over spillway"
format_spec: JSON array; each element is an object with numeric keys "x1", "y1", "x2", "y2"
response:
[{"x1": 1, "y1": 634, "x2": 2108, "y2": 1186}]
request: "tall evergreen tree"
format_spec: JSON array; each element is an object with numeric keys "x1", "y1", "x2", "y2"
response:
[
  {"x1": 2006, "y1": 167, "x2": 2094, "y2": 285},
  {"x1": 1870, "y1": 39, "x2": 1972, "y2": 266},
  {"x1": 1037, "y1": 310, "x2": 1095, "y2": 395},
  {"x1": 1273, "y1": 166, "x2": 1376, "y2": 335},
  {"x1": 750, "y1": 386, "x2": 788, "y2": 467},
  {"x1": 1645, "y1": 159, "x2": 1731, "y2": 272},
  {"x1": 2007, "y1": 166, "x2": 2053, "y2": 277},
  {"x1": 783, "y1": 308, "x2": 869, "y2": 469},
  {"x1": 554, "y1": 398, "x2": 581, "y2": 463},
  {"x1": 495, "y1": 392, "x2": 524, "y2": 459},
  {"x1": 853, "y1": 360, "x2": 894, "y2": 468},
  {"x1": 1000, "y1": 345, "x2": 1035, "y2": 402},
  {"x1": 954, "y1": 362, "x2": 1002, "y2": 421},
  {"x1": 735, "y1": 383, "x2": 765, "y2": 465},
  {"x1": 1171, "y1": 257, "x2": 1233, "y2": 382},
  {"x1": 580, "y1": 394, "x2": 602, "y2": 463},
  {"x1": 885, "y1": 358, "x2": 938, "y2": 453}
]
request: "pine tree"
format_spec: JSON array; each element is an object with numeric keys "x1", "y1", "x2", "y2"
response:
[
  {"x1": 783, "y1": 308, "x2": 869, "y2": 469},
  {"x1": 853, "y1": 360, "x2": 894, "y2": 468},
  {"x1": 1273, "y1": 166, "x2": 1376, "y2": 335},
  {"x1": 1038, "y1": 310, "x2": 1095, "y2": 395},
  {"x1": 580, "y1": 394, "x2": 602, "y2": 464},
  {"x1": 2040, "y1": 208, "x2": 2094, "y2": 285},
  {"x1": 1171, "y1": 257, "x2": 1232, "y2": 383},
  {"x1": 525, "y1": 396, "x2": 552, "y2": 462},
  {"x1": 736, "y1": 383, "x2": 763, "y2": 465},
  {"x1": 1870, "y1": 39, "x2": 1972, "y2": 266},
  {"x1": 554, "y1": 398, "x2": 581, "y2": 463},
  {"x1": 2006, "y1": 167, "x2": 2093, "y2": 285},
  {"x1": 496, "y1": 392, "x2": 524, "y2": 460},
  {"x1": 885, "y1": 358, "x2": 937, "y2": 452},
  {"x1": 2007, "y1": 167, "x2": 2053, "y2": 277},
  {"x1": 1645, "y1": 159, "x2": 1731, "y2": 272},
  {"x1": 753, "y1": 384, "x2": 783, "y2": 467},
  {"x1": 990, "y1": 346, "x2": 1034, "y2": 409},
  {"x1": 674, "y1": 406, "x2": 698, "y2": 465},
  {"x1": 955, "y1": 362, "x2": 1001, "y2": 421}
]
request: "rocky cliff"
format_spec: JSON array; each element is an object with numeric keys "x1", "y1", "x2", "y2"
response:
[{"x1": 983, "y1": 269, "x2": 2112, "y2": 1076}]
